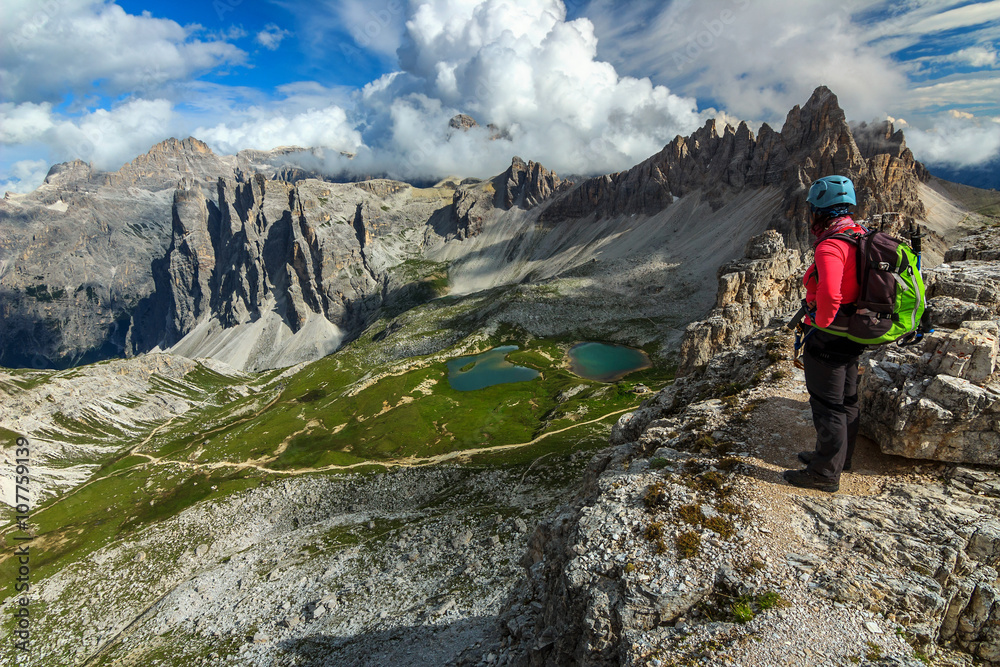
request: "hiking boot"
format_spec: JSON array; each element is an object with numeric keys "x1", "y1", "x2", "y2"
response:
[
  {"x1": 797, "y1": 450, "x2": 852, "y2": 471},
  {"x1": 782, "y1": 468, "x2": 839, "y2": 493}
]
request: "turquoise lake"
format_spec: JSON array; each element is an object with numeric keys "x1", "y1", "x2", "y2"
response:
[
  {"x1": 446, "y1": 346, "x2": 541, "y2": 391},
  {"x1": 568, "y1": 342, "x2": 651, "y2": 382}
]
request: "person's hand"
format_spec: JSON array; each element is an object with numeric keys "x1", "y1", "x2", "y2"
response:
[{"x1": 807, "y1": 300, "x2": 817, "y2": 312}]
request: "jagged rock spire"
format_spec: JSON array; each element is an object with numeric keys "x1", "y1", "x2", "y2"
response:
[{"x1": 540, "y1": 86, "x2": 929, "y2": 253}]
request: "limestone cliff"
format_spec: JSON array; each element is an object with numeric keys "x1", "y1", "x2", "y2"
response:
[
  {"x1": 127, "y1": 175, "x2": 461, "y2": 370},
  {"x1": 498, "y1": 156, "x2": 571, "y2": 210},
  {"x1": 677, "y1": 230, "x2": 802, "y2": 376},
  {"x1": 541, "y1": 86, "x2": 928, "y2": 253},
  {"x1": 104, "y1": 137, "x2": 236, "y2": 193}
]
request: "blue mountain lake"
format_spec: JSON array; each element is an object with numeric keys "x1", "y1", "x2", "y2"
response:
[
  {"x1": 446, "y1": 346, "x2": 541, "y2": 391},
  {"x1": 568, "y1": 342, "x2": 651, "y2": 382}
]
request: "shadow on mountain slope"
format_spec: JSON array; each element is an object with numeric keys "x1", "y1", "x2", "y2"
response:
[{"x1": 274, "y1": 616, "x2": 494, "y2": 666}]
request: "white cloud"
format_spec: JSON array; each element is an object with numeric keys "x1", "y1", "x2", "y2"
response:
[
  {"x1": 0, "y1": 102, "x2": 55, "y2": 144},
  {"x1": 941, "y1": 45, "x2": 999, "y2": 68},
  {"x1": 905, "y1": 110, "x2": 1000, "y2": 167},
  {"x1": 900, "y1": 0, "x2": 1000, "y2": 35},
  {"x1": 0, "y1": 98, "x2": 178, "y2": 171},
  {"x1": 585, "y1": 0, "x2": 911, "y2": 124},
  {"x1": 194, "y1": 106, "x2": 363, "y2": 154},
  {"x1": 0, "y1": 159, "x2": 50, "y2": 195},
  {"x1": 0, "y1": 0, "x2": 245, "y2": 103},
  {"x1": 335, "y1": 0, "x2": 408, "y2": 57},
  {"x1": 6, "y1": 0, "x2": 999, "y2": 193},
  {"x1": 255, "y1": 24, "x2": 291, "y2": 51},
  {"x1": 906, "y1": 74, "x2": 1000, "y2": 113},
  {"x1": 343, "y1": 0, "x2": 701, "y2": 180}
]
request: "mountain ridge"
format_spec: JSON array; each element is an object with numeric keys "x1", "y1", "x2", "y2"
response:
[{"x1": 1, "y1": 86, "x2": 995, "y2": 371}]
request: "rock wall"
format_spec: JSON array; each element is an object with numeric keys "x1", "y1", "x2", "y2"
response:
[
  {"x1": 127, "y1": 175, "x2": 454, "y2": 360},
  {"x1": 860, "y1": 322, "x2": 999, "y2": 465},
  {"x1": 677, "y1": 230, "x2": 802, "y2": 376},
  {"x1": 860, "y1": 227, "x2": 1000, "y2": 465},
  {"x1": 541, "y1": 86, "x2": 928, "y2": 254}
]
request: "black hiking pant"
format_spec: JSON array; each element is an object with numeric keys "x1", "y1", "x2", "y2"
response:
[{"x1": 802, "y1": 329, "x2": 866, "y2": 480}]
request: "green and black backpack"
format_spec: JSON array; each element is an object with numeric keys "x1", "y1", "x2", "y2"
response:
[{"x1": 819, "y1": 227, "x2": 928, "y2": 345}]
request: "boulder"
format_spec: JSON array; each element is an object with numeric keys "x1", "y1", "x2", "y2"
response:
[
  {"x1": 860, "y1": 322, "x2": 1000, "y2": 465},
  {"x1": 925, "y1": 260, "x2": 1000, "y2": 328}
]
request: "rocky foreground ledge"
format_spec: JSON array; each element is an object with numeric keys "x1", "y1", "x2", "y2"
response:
[{"x1": 473, "y1": 229, "x2": 1000, "y2": 667}]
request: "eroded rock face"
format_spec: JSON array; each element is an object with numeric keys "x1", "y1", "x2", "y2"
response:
[
  {"x1": 499, "y1": 156, "x2": 571, "y2": 210},
  {"x1": 926, "y1": 261, "x2": 1000, "y2": 328},
  {"x1": 0, "y1": 169, "x2": 174, "y2": 368},
  {"x1": 541, "y1": 87, "x2": 928, "y2": 255},
  {"x1": 860, "y1": 321, "x2": 999, "y2": 465},
  {"x1": 127, "y1": 175, "x2": 456, "y2": 365},
  {"x1": 801, "y1": 468, "x2": 1000, "y2": 663},
  {"x1": 861, "y1": 226, "x2": 1000, "y2": 465},
  {"x1": 678, "y1": 230, "x2": 802, "y2": 376}
]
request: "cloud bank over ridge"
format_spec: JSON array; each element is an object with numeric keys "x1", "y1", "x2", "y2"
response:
[
  {"x1": 2, "y1": 0, "x2": 999, "y2": 193},
  {"x1": 1, "y1": 0, "x2": 704, "y2": 190}
]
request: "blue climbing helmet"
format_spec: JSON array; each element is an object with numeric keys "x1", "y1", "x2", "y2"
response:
[{"x1": 807, "y1": 175, "x2": 856, "y2": 209}]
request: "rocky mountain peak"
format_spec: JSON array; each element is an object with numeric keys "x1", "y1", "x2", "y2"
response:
[
  {"x1": 780, "y1": 85, "x2": 860, "y2": 172},
  {"x1": 42, "y1": 159, "x2": 96, "y2": 187},
  {"x1": 542, "y1": 86, "x2": 929, "y2": 253},
  {"x1": 449, "y1": 114, "x2": 479, "y2": 131},
  {"x1": 104, "y1": 136, "x2": 234, "y2": 192},
  {"x1": 149, "y1": 136, "x2": 214, "y2": 156},
  {"x1": 498, "y1": 156, "x2": 570, "y2": 210},
  {"x1": 852, "y1": 119, "x2": 912, "y2": 160}
]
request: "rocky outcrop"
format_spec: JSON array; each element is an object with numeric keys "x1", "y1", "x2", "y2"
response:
[
  {"x1": 448, "y1": 114, "x2": 509, "y2": 141},
  {"x1": 860, "y1": 321, "x2": 999, "y2": 465},
  {"x1": 541, "y1": 87, "x2": 928, "y2": 253},
  {"x1": 800, "y1": 467, "x2": 1000, "y2": 664},
  {"x1": 452, "y1": 184, "x2": 495, "y2": 240},
  {"x1": 944, "y1": 228, "x2": 1000, "y2": 263},
  {"x1": 496, "y1": 349, "x2": 996, "y2": 666},
  {"x1": 104, "y1": 137, "x2": 236, "y2": 193},
  {"x1": 42, "y1": 159, "x2": 99, "y2": 189},
  {"x1": 498, "y1": 156, "x2": 571, "y2": 210},
  {"x1": 926, "y1": 263, "x2": 1000, "y2": 327},
  {"x1": 450, "y1": 114, "x2": 480, "y2": 131},
  {"x1": 855, "y1": 229, "x2": 1000, "y2": 465},
  {"x1": 677, "y1": 230, "x2": 802, "y2": 376}
]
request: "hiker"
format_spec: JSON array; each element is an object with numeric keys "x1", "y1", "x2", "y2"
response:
[{"x1": 783, "y1": 175, "x2": 867, "y2": 493}]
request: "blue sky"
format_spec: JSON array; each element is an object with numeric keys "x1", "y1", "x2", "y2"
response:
[{"x1": 2, "y1": 0, "x2": 999, "y2": 193}]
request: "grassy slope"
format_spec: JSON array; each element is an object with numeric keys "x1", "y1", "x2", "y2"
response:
[{"x1": 0, "y1": 276, "x2": 674, "y2": 600}]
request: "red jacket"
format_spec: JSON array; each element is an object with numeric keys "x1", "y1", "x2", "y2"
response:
[{"x1": 803, "y1": 217, "x2": 862, "y2": 328}]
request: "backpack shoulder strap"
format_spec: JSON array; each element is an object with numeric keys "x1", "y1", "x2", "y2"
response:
[
  {"x1": 825, "y1": 230, "x2": 866, "y2": 245},
  {"x1": 820, "y1": 228, "x2": 868, "y2": 296}
]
